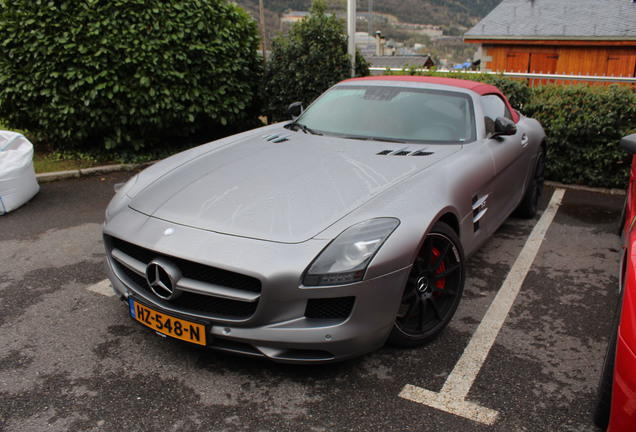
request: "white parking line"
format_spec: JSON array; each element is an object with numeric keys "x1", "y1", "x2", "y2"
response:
[
  {"x1": 87, "y1": 279, "x2": 115, "y2": 297},
  {"x1": 399, "y1": 188, "x2": 566, "y2": 425}
]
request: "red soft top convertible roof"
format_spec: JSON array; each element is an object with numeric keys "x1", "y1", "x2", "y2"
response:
[{"x1": 343, "y1": 75, "x2": 520, "y2": 123}]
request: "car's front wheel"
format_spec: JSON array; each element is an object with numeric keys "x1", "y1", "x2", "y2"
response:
[{"x1": 389, "y1": 222, "x2": 465, "y2": 347}]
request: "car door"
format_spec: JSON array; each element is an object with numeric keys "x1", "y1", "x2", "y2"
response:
[{"x1": 481, "y1": 94, "x2": 533, "y2": 229}]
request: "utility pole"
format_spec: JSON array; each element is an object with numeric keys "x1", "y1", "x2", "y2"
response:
[
  {"x1": 347, "y1": 0, "x2": 356, "y2": 77},
  {"x1": 368, "y1": 0, "x2": 372, "y2": 38},
  {"x1": 259, "y1": 0, "x2": 267, "y2": 66}
]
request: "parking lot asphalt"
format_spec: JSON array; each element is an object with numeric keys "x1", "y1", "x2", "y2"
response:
[{"x1": 0, "y1": 171, "x2": 624, "y2": 432}]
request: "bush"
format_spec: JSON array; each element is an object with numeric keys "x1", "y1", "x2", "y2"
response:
[
  {"x1": 524, "y1": 84, "x2": 636, "y2": 188},
  {"x1": 0, "y1": 0, "x2": 263, "y2": 159},
  {"x1": 261, "y1": 0, "x2": 370, "y2": 122}
]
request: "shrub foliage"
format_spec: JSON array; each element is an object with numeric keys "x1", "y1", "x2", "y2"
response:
[
  {"x1": 261, "y1": 0, "x2": 370, "y2": 122},
  {"x1": 523, "y1": 84, "x2": 636, "y2": 188},
  {"x1": 0, "y1": 0, "x2": 263, "y2": 158}
]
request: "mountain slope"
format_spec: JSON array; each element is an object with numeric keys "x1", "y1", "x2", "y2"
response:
[
  {"x1": 375, "y1": 0, "x2": 501, "y2": 27},
  {"x1": 235, "y1": 0, "x2": 501, "y2": 29}
]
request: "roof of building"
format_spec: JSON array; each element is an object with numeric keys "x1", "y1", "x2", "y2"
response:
[{"x1": 464, "y1": 0, "x2": 636, "y2": 41}]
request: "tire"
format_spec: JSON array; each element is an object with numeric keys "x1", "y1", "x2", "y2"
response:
[
  {"x1": 593, "y1": 291, "x2": 623, "y2": 429},
  {"x1": 389, "y1": 222, "x2": 465, "y2": 347},
  {"x1": 515, "y1": 148, "x2": 546, "y2": 219}
]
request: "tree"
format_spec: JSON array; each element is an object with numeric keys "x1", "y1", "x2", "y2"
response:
[
  {"x1": 0, "y1": 0, "x2": 263, "y2": 158},
  {"x1": 261, "y1": 0, "x2": 369, "y2": 122}
]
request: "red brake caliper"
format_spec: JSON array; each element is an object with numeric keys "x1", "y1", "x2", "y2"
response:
[{"x1": 432, "y1": 247, "x2": 446, "y2": 294}]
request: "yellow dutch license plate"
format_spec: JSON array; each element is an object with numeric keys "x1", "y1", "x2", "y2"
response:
[{"x1": 129, "y1": 298, "x2": 207, "y2": 346}]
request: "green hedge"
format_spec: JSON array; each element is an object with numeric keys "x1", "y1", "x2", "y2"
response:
[
  {"x1": 0, "y1": 0, "x2": 263, "y2": 160},
  {"x1": 523, "y1": 84, "x2": 636, "y2": 188},
  {"x1": 382, "y1": 69, "x2": 636, "y2": 189}
]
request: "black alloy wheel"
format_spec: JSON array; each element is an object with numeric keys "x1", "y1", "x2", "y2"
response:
[{"x1": 389, "y1": 221, "x2": 465, "y2": 347}]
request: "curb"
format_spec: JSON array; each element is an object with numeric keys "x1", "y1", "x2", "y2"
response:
[
  {"x1": 545, "y1": 180, "x2": 625, "y2": 196},
  {"x1": 35, "y1": 162, "x2": 153, "y2": 183}
]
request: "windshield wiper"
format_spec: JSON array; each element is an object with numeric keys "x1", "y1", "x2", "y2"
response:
[
  {"x1": 288, "y1": 121, "x2": 322, "y2": 136},
  {"x1": 342, "y1": 135, "x2": 406, "y2": 144},
  {"x1": 372, "y1": 137, "x2": 407, "y2": 144}
]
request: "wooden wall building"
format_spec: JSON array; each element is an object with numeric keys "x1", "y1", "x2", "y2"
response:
[{"x1": 464, "y1": 0, "x2": 636, "y2": 83}]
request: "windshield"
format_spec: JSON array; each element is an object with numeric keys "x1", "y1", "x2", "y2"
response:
[{"x1": 294, "y1": 85, "x2": 476, "y2": 143}]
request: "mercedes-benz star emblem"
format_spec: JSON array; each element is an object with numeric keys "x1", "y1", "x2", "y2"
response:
[{"x1": 145, "y1": 258, "x2": 182, "y2": 300}]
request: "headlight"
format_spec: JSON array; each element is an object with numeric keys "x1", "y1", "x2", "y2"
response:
[
  {"x1": 104, "y1": 174, "x2": 139, "y2": 221},
  {"x1": 303, "y1": 218, "x2": 400, "y2": 286}
]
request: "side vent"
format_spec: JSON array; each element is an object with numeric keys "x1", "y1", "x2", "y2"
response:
[
  {"x1": 263, "y1": 133, "x2": 291, "y2": 143},
  {"x1": 472, "y1": 194, "x2": 489, "y2": 233}
]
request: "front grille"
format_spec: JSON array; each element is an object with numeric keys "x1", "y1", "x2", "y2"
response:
[
  {"x1": 118, "y1": 265, "x2": 258, "y2": 317},
  {"x1": 107, "y1": 235, "x2": 261, "y2": 319},
  {"x1": 112, "y1": 237, "x2": 260, "y2": 293},
  {"x1": 305, "y1": 297, "x2": 355, "y2": 319}
]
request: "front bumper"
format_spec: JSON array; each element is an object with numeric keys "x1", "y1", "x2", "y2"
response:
[
  {"x1": 103, "y1": 211, "x2": 411, "y2": 363},
  {"x1": 108, "y1": 263, "x2": 408, "y2": 363}
]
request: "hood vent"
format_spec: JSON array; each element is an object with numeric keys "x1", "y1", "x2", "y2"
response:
[
  {"x1": 377, "y1": 149, "x2": 433, "y2": 157},
  {"x1": 263, "y1": 133, "x2": 291, "y2": 143}
]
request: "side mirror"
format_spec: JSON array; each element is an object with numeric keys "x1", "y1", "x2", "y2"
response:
[
  {"x1": 287, "y1": 102, "x2": 304, "y2": 120},
  {"x1": 620, "y1": 133, "x2": 636, "y2": 155},
  {"x1": 492, "y1": 116, "x2": 517, "y2": 137}
]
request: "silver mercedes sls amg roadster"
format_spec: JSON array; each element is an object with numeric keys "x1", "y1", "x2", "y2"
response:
[{"x1": 103, "y1": 75, "x2": 546, "y2": 363}]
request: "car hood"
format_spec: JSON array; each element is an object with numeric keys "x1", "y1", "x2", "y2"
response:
[{"x1": 129, "y1": 128, "x2": 461, "y2": 243}]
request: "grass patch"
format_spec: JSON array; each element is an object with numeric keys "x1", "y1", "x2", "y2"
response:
[
  {"x1": 0, "y1": 120, "x2": 98, "y2": 173},
  {"x1": 33, "y1": 151, "x2": 101, "y2": 173},
  {"x1": 30, "y1": 140, "x2": 115, "y2": 173}
]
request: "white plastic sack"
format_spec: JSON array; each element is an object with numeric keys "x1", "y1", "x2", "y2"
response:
[{"x1": 0, "y1": 130, "x2": 39, "y2": 215}]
